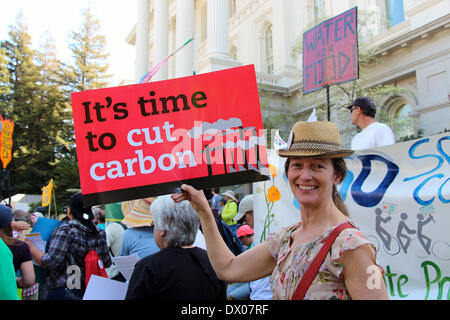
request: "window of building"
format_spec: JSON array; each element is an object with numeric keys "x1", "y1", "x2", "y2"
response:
[
  {"x1": 395, "y1": 103, "x2": 411, "y2": 119},
  {"x1": 265, "y1": 25, "x2": 273, "y2": 74},
  {"x1": 386, "y1": 0, "x2": 405, "y2": 27},
  {"x1": 396, "y1": 103, "x2": 414, "y2": 137},
  {"x1": 314, "y1": 0, "x2": 326, "y2": 22}
]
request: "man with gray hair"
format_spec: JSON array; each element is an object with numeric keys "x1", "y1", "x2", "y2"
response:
[{"x1": 125, "y1": 195, "x2": 226, "y2": 300}]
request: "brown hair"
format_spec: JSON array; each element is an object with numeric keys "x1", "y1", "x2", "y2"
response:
[
  {"x1": 13, "y1": 210, "x2": 33, "y2": 226},
  {"x1": 284, "y1": 157, "x2": 349, "y2": 216}
]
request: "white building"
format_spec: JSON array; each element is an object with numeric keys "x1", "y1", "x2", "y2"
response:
[{"x1": 126, "y1": 0, "x2": 450, "y2": 146}]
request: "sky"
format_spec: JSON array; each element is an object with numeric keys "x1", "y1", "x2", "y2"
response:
[{"x1": 0, "y1": 0, "x2": 138, "y2": 86}]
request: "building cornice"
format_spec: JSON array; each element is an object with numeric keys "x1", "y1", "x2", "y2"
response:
[
  {"x1": 374, "y1": 13, "x2": 450, "y2": 56},
  {"x1": 366, "y1": 40, "x2": 450, "y2": 87},
  {"x1": 256, "y1": 72, "x2": 301, "y2": 97}
]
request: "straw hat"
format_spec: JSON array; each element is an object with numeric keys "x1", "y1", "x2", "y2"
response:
[
  {"x1": 121, "y1": 197, "x2": 156, "y2": 227},
  {"x1": 277, "y1": 121, "x2": 354, "y2": 158},
  {"x1": 221, "y1": 190, "x2": 238, "y2": 202}
]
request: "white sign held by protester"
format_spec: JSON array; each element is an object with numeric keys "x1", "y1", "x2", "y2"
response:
[
  {"x1": 83, "y1": 275, "x2": 129, "y2": 300},
  {"x1": 254, "y1": 133, "x2": 450, "y2": 300}
]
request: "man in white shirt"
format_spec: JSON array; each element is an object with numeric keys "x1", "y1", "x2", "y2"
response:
[{"x1": 347, "y1": 96, "x2": 395, "y2": 150}]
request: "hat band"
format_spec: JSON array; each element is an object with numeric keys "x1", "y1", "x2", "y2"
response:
[{"x1": 288, "y1": 140, "x2": 340, "y2": 153}]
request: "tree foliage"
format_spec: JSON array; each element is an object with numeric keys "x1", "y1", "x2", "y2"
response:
[
  {"x1": 67, "y1": 7, "x2": 111, "y2": 92},
  {"x1": 0, "y1": 8, "x2": 111, "y2": 211}
]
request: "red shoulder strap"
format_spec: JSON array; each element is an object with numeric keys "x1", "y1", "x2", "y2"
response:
[{"x1": 291, "y1": 222, "x2": 355, "y2": 300}]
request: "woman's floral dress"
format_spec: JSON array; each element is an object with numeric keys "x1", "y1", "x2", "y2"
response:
[{"x1": 267, "y1": 221, "x2": 382, "y2": 300}]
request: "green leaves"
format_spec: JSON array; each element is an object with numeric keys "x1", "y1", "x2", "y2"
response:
[{"x1": 0, "y1": 6, "x2": 111, "y2": 210}]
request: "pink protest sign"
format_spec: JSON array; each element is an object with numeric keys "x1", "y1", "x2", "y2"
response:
[{"x1": 303, "y1": 7, "x2": 359, "y2": 94}]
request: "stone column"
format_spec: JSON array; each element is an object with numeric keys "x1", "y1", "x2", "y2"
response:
[
  {"x1": 203, "y1": 0, "x2": 240, "y2": 72},
  {"x1": 207, "y1": 0, "x2": 230, "y2": 58},
  {"x1": 175, "y1": 0, "x2": 194, "y2": 77},
  {"x1": 153, "y1": 0, "x2": 169, "y2": 81},
  {"x1": 271, "y1": 0, "x2": 299, "y2": 87},
  {"x1": 135, "y1": 0, "x2": 150, "y2": 81}
]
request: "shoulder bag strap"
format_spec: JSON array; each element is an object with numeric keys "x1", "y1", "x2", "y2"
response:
[{"x1": 291, "y1": 221, "x2": 355, "y2": 300}]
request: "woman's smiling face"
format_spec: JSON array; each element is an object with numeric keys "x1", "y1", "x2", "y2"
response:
[{"x1": 287, "y1": 157, "x2": 341, "y2": 208}]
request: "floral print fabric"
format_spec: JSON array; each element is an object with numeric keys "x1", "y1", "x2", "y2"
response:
[{"x1": 267, "y1": 221, "x2": 379, "y2": 300}]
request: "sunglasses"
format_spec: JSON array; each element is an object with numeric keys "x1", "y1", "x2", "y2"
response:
[
  {"x1": 350, "y1": 106, "x2": 359, "y2": 113},
  {"x1": 239, "y1": 234, "x2": 254, "y2": 240}
]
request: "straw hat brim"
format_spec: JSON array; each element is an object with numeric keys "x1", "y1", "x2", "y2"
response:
[
  {"x1": 277, "y1": 148, "x2": 354, "y2": 159},
  {"x1": 277, "y1": 121, "x2": 354, "y2": 159},
  {"x1": 121, "y1": 198, "x2": 154, "y2": 228},
  {"x1": 122, "y1": 216, "x2": 153, "y2": 228}
]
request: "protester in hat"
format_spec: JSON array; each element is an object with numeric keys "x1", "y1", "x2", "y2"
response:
[
  {"x1": 25, "y1": 193, "x2": 111, "y2": 300},
  {"x1": 126, "y1": 195, "x2": 226, "y2": 300},
  {"x1": 347, "y1": 96, "x2": 395, "y2": 150},
  {"x1": 0, "y1": 204, "x2": 20, "y2": 300},
  {"x1": 220, "y1": 190, "x2": 239, "y2": 235},
  {"x1": 237, "y1": 225, "x2": 254, "y2": 248},
  {"x1": 119, "y1": 198, "x2": 160, "y2": 260},
  {"x1": 233, "y1": 194, "x2": 273, "y2": 300},
  {"x1": 233, "y1": 194, "x2": 254, "y2": 228},
  {"x1": 172, "y1": 121, "x2": 388, "y2": 300},
  {"x1": 0, "y1": 208, "x2": 36, "y2": 300}
]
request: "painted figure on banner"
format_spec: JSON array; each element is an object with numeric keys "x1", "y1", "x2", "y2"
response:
[
  {"x1": 396, "y1": 213, "x2": 416, "y2": 254},
  {"x1": 374, "y1": 208, "x2": 392, "y2": 251},
  {"x1": 416, "y1": 213, "x2": 434, "y2": 255}
]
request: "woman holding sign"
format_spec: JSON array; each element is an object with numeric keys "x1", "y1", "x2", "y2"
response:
[{"x1": 172, "y1": 121, "x2": 388, "y2": 300}]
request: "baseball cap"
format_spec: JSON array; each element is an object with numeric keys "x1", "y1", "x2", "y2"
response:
[
  {"x1": 346, "y1": 97, "x2": 376, "y2": 117},
  {"x1": 0, "y1": 204, "x2": 13, "y2": 229},
  {"x1": 234, "y1": 195, "x2": 253, "y2": 222},
  {"x1": 237, "y1": 224, "x2": 254, "y2": 238}
]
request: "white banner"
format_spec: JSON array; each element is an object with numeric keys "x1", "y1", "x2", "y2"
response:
[{"x1": 254, "y1": 132, "x2": 450, "y2": 300}]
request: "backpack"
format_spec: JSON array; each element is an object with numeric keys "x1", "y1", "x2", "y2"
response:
[
  {"x1": 220, "y1": 221, "x2": 244, "y2": 256},
  {"x1": 84, "y1": 249, "x2": 108, "y2": 288}
]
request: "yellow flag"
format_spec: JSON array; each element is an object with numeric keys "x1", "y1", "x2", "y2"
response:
[
  {"x1": 42, "y1": 179, "x2": 53, "y2": 207},
  {"x1": 0, "y1": 118, "x2": 14, "y2": 169}
]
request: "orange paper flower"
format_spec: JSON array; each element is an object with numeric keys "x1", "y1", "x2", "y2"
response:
[
  {"x1": 269, "y1": 164, "x2": 278, "y2": 178},
  {"x1": 267, "y1": 185, "x2": 281, "y2": 202}
]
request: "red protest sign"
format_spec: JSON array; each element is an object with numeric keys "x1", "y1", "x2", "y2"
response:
[
  {"x1": 71, "y1": 65, "x2": 270, "y2": 206},
  {"x1": 303, "y1": 7, "x2": 359, "y2": 94}
]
